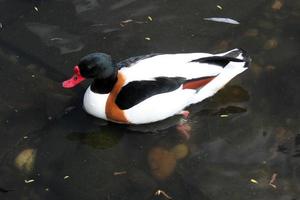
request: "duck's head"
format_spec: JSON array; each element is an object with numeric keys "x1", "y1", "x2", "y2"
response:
[{"x1": 62, "y1": 53, "x2": 117, "y2": 88}]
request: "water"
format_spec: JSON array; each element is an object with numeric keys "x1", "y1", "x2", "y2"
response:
[{"x1": 0, "y1": 0, "x2": 299, "y2": 199}]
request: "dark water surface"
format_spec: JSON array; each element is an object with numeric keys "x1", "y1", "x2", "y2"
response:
[{"x1": 0, "y1": 0, "x2": 300, "y2": 199}]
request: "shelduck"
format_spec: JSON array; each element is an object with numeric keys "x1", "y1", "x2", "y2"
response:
[{"x1": 63, "y1": 48, "x2": 250, "y2": 124}]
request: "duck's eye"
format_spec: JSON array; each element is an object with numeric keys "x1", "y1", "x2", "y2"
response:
[{"x1": 74, "y1": 75, "x2": 78, "y2": 80}]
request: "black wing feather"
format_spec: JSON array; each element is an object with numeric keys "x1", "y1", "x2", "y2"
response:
[
  {"x1": 190, "y1": 56, "x2": 244, "y2": 68},
  {"x1": 115, "y1": 77, "x2": 185, "y2": 110},
  {"x1": 116, "y1": 54, "x2": 159, "y2": 69}
]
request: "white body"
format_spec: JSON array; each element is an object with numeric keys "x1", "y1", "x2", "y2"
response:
[{"x1": 83, "y1": 49, "x2": 248, "y2": 124}]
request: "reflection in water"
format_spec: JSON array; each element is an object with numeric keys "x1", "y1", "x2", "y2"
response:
[
  {"x1": 67, "y1": 130, "x2": 123, "y2": 149},
  {"x1": 212, "y1": 85, "x2": 250, "y2": 104}
]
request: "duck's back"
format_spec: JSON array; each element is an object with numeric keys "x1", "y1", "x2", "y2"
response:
[{"x1": 119, "y1": 53, "x2": 224, "y2": 83}]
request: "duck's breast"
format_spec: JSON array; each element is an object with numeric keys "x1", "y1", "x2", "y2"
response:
[{"x1": 83, "y1": 87, "x2": 109, "y2": 120}]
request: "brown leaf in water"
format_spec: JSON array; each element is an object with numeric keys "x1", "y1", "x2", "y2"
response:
[
  {"x1": 272, "y1": 0, "x2": 283, "y2": 11},
  {"x1": 15, "y1": 148, "x2": 37, "y2": 173},
  {"x1": 170, "y1": 144, "x2": 189, "y2": 160},
  {"x1": 113, "y1": 171, "x2": 127, "y2": 176},
  {"x1": 148, "y1": 147, "x2": 176, "y2": 180}
]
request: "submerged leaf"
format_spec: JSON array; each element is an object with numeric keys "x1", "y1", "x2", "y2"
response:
[
  {"x1": 272, "y1": 0, "x2": 283, "y2": 11},
  {"x1": 15, "y1": 149, "x2": 37, "y2": 173},
  {"x1": 148, "y1": 147, "x2": 176, "y2": 180},
  {"x1": 170, "y1": 144, "x2": 189, "y2": 159}
]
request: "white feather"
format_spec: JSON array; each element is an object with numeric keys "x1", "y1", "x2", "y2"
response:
[
  {"x1": 120, "y1": 53, "x2": 223, "y2": 83},
  {"x1": 190, "y1": 60, "x2": 247, "y2": 104},
  {"x1": 125, "y1": 87, "x2": 195, "y2": 124},
  {"x1": 83, "y1": 86, "x2": 108, "y2": 120}
]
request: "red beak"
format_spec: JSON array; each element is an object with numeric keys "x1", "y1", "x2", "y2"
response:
[{"x1": 62, "y1": 66, "x2": 86, "y2": 88}]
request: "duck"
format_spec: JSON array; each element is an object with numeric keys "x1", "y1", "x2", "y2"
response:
[{"x1": 62, "y1": 48, "x2": 250, "y2": 124}]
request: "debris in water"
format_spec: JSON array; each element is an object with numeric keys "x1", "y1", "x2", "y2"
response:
[
  {"x1": 34, "y1": 6, "x2": 39, "y2": 12},
  {"x1": 121, "y1": 19, "x2": 133, "y2": 24},
  {"x1": 250, "y1": 179, "x2": 258, "y2": 184},
  {"x1": 24, "y1": 179, "x2": 35, "y2": 184},
  {"x1": 0, "y1": 23, "x2": 2, "y2": 29},
  {"x1": 204, "y1": 17, "x2": 240, "y2": 25},
  {"x1": 148, "y1": 16, "x2": 153, "y2": 21},
  {"x1": 64, "y1": 106, "x2": 76, "y2": 114},
  {"x1": 217, "y1": 5, "x2": 223, "y2": 10},
  {"x1": 154, "y1": 189, "x2": 172, "y2": 199},
  {"x1": 220, "y1": 114, "x2": 229, "y2": 118},
  {"x1": 23, "y1": 136, "x2": 28, "y2": 139},
  {"x1": 50, "y1": 37, "x2": 63, "y2": 41},
  {"x1": 45, "y1": 188, "x2": 49, "y2": 191},
  {"x1": 269, "y1": 173, "x2": 278, "y2": 188},
  {"x1": 113, "y1": 171, "x2": 127, "y2": 176},
  {"x1": 145, "y1": 37, "x2": 151, "y2": 41},
  {"x1": 120, "y1": 19, "x2": 133, "y2": 26},
  {"x1": 64, "y1": 176, "x2": 70, "y2": 179}
]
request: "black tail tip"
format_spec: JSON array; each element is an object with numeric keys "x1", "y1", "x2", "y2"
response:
[{"x1": 225, "y1": 48, "x2": 251, "y2": 67}]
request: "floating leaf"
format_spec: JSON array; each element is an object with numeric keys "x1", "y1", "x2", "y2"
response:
[
  {"x1": 250, "y1": 179, "x2": 258, "y2": 184},
  {"x1": 220, "y1": 114, "x2": 229, "y2": 118},
  {"x1": 24, "y1": 179, "x2": 35, "y2": 184},
  {"x1": 121, "y1": 19, "x2": 133, "y2": 24},
  {"x1": 155, "y1": 190, "x2": 172, "y2": 199},
  {"x1": 113, "y1": 171, "x2": 127, "y2": 176}
]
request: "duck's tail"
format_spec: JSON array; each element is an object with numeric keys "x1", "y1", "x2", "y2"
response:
[{"x1": 190, "y1": 48, "x2": 250, "y2": 104}]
